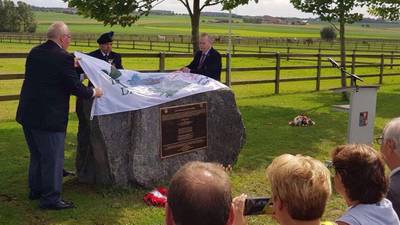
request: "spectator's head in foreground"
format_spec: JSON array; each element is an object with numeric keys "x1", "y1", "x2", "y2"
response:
[
  {"x1": 47, "y1": 21, "x2": 71, "y2": 50},
  {"x1": 331, "y1": 144, "x2": 387, "y2": 205},
  {"x1": 166, "y1": 161, "x2": 234, "y2": 225},
  {"x1": 381, "y1": 117, "x2": 400, "y2": 170},
  {"x1": 266, "y1": 154, "x2": 331, "y2": 225}
]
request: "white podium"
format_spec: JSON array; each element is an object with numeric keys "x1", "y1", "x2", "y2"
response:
[{"x1": 331, "y1": 85, "x2": 380, "y2": 145}]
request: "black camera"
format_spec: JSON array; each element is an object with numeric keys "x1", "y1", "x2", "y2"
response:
[{"x1": 243, "y1": 197, "x2": 273, "y2": 216}]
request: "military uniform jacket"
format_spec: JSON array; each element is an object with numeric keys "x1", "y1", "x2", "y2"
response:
[{"x1": 89, "y1": 49, "x2": 123, "y2": 69}]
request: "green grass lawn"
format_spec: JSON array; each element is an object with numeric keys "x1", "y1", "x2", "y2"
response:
[
  {"x1": 27, "y1": 11, "x2": 400, "y2": 40},
  {"x1": 1, "y1": 39, "x2": 400, "y2": 224},
  {"x1": 1, "y1": 80, "x2": 400, "y2": 224}
]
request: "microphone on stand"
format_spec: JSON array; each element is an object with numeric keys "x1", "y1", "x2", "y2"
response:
[{"x1": 327, "y1": 57, "x2": 364, "y2": 82}]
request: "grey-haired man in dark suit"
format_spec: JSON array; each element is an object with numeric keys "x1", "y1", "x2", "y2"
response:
[
  {"x1": 16, "y1": 21, "x2": 103, "y2": 210},
  {"x1": 380, "y1": 118, "x2": 400, "y2": 217}
]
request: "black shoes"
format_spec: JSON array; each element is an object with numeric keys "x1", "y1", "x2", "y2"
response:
[
  {"x1": 63, "y1": 169, "x2": 75, "y2": 177},
  {"x1": 30, "y1": 193, "x2": 75, "y2": 210},
  {"x1": 39, "y1": 200, "x2": 75, "y2": 210}
]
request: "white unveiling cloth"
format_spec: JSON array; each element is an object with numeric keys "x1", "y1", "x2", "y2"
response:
[{"x1": 74, "y1": 52, "x2": 227, "y2": 118}]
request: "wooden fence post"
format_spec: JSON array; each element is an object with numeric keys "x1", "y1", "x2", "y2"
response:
[
  {"x1": 150, "y1": 41, "x2": 153, "y2": 51},
  {"x1": 316, "y1": 53, "x2": 322, "y2": 91},
  {"x1": 259, "y1": 46, "x2": 262, "y2": 53},
  {"x1": 132, "y1": 40, "x2": 135, "y2": 49},
  {"x1": 286, "y1": 47, "x2": 290, "y2": 61},
  {"x1": 87, "y1": 38, "x2": 90, "y2": 47},
  {"x1": 226, "y1": 53, "x2": 232, "y2": 87},
  {"x1": 232, "y1": 45, "x2": 235, "y2": 54},
  {"x1": 391, "y1": 51, "x2": 394, "y2": 69},
  {"x1": 379, "y1": 54, "x2": 384, "y2": 84},
  {"x1": 116, "y1": 40, "x2": 119, "y2": 48},
  {"x1": 275, "y1": 52, "x2": 281, "y2": 94},
  {"x1": 351, "y1": 51, "x2": 356, "y2": 87},
  {"x1": 168, "y1": 42, "x2": 171, "y2": 52},
  {"x1": 159, "y1": 52, "x2": 165, "y2": 72}
]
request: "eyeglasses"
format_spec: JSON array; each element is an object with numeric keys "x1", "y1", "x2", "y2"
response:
[
  {"x1": 324, "y1": 160, "x2": 336, "y2": 177},
  {"x1": 375, "y1": 136, "x2": 384, "y2": 145}
]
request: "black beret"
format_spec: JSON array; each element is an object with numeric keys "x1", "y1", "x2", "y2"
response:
[{"x1": 97, "y1": 31, "x2": 114, "y2": 44}]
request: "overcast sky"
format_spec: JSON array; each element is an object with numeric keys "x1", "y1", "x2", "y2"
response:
[{"x1": 18, "y1": 0, "x2": 369, "y2": 18}]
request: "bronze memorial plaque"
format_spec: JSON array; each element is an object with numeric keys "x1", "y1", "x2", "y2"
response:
[{"x1": 160, "y1": 102, "x2": 208, "y2": 158}]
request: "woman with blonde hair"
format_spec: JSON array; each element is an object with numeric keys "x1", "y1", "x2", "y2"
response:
[{"x1": 233, "y1": 154, "x2": 333, "y2": 225}]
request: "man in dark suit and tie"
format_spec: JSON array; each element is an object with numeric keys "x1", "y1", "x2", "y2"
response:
[
  {"x1": 179, "y1": 33, "x2": 222, "y2": 81},
  {"x1": 16, "y1": 22, "x2": 103, "y2": 210},
  {"x1": 380, "y1": 118, "x2": 400, "y2": 217}
]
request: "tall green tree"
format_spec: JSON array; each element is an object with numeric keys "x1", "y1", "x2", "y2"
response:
[
  {"x1": 65, "y1": 0, "x2": 257, "y2": 51},
  {"x1": 0, "y1": 0, "x2": 19, "y2": 32},
  {"x1": 290, "y1": 0, "x2": 399, "y2": 89},
  {"x1": 0, "y1": 0, "x2": 36, "y2": 33},
  {"x1": 16, "y1": 1, "x2": 37, "y2": 33},
  {"x1": 369, "y1": 0, "x2": 400, "y2": 20}
]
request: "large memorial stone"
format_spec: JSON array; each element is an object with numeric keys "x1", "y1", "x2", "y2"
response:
[{"x1": 76, "y1": 88, "x2": 245, "y2": 188}]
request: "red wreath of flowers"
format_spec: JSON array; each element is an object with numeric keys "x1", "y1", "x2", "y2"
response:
[{"x1": 143, "y1": 187, "x2": 168, "y2": 207}]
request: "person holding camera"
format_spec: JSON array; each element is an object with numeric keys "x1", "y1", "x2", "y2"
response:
[{"x1": 233, "y1": 154, "x2": 333, "y2": 225}]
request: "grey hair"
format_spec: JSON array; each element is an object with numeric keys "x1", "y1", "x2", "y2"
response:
[
  {"x1": 47, "y1": 21, "x2": 69, "y2": 40},
  {"x1": 383, "y1": 117, "x2": 400, "y2": 153},
  {"x1": 200, "y1": 33, "x2": 214, "y2": 43}
]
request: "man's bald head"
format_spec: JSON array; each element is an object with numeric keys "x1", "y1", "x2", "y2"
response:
[
  {"x1": 47, "y1": 21, "x2": 71, "y2": 50},
  {"x1": 383, "y1": 117, "x2": 400, "y2": 154},
  {"x1": 167, "y1": 161, "x2": 232, "y2": 225}
]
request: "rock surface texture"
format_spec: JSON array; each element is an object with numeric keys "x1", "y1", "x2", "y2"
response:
[{"x1": 76, "y1": 88, "x2": 245, "y2": 188}]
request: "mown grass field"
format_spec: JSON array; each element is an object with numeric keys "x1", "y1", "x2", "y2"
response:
[
  {"x1": 2, "y1": 41, "x2": 400, "y2": 224},
  {"x1": 1, "y1": 11, "x2": 400, "y2": 225},
  {"x1": 30, "y1": 11, "x2": 400, "y2": 39}
]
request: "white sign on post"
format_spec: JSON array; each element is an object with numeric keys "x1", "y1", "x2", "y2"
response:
[
  {"x1": 347, "y1": 86, "x2": 379, "y2": 144},
  {"x1": 332, "y1": 85, "x2": 379, "y2": 145}
]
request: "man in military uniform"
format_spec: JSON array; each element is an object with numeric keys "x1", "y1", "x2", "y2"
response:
[
  {"x1": 89, "y1": 31, "x2": 123, "y2": 69},
  {"x1": 73, "y1": 31, "x2": 123, "y2": 180}
]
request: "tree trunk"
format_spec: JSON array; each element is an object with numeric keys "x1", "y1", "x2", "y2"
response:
[{"x1": 190, "y1": 0, "x2": 201, "y2": 53}]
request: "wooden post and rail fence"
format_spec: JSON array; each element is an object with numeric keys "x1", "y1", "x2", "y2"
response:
[
  {"x1": 2, "y1": 34, "x2": 400, "y2": 55},
  {"x1": 1, "y1": 52, "x2": 400, "y2": 102}
]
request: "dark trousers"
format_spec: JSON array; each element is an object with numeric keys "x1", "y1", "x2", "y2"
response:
[{"x1": 23, "y1": 127, "x2": 65, "y2": 206}]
